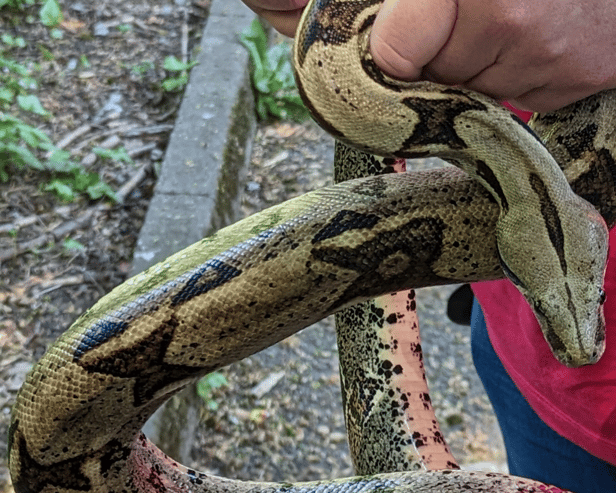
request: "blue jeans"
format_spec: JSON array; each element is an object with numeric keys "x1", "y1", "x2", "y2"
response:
[{"x1": 470, "y1": 300, "x2": 616, "y2": 492}]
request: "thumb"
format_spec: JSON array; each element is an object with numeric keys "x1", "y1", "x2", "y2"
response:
[{"x1": 370, "y1": 0, "x2": 457, "y2": 80}]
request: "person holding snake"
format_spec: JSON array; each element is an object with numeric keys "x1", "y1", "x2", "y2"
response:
[{"x1": 242, "y1": 0, "x2": 616, "y2": 491}]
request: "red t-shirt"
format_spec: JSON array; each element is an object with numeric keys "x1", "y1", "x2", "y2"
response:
[
  {"x1": 473, "y1": 104, "x2": 616, "y2": 464},
  {"x1": 472, "y1": 227, "x2": 616, "y2": 465}
]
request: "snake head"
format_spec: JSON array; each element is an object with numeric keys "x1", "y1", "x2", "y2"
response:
[{"x1": 496, "y1": 196, "x2": 609, "y2": 368}]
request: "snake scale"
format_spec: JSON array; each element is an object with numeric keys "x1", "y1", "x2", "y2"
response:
[{"x1": 9, "y1": 0, "x2": 616, "y2": 491}]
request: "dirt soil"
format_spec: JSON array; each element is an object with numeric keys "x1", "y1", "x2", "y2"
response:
[{"x1": 0, "y1": 2, "x2": 505, "y2": 490}]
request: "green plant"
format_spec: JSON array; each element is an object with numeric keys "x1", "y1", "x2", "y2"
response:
[
  {"x1": 49, "y1": 28, "x2": 63, "y2": 39},
  {"x1": 0, "y1": 115, "x2": 117, "y2": 202},
  {"x1": 1, "y1": 33, "x2": 26, "y2": 48},
  {"x1": 0, "y1": 0, "x2": 34, "y2": 10},
  {"x1": 39, "y1": 0, "x2": 62, "y2": 27},
  {"x1": 63, "y1": 238, "x2": 85, "y2": 252},
  {"x1": 93, "y1": 146, "x2": 134, "y2": 165},
  {"x1": 0, "y1": 1, "x2": 118, "y2": 203},
  {"x1": 131, "y1": 60, "x2": 155, "y2": 77},
  {"x1": 161, "y1": 55, "x2": 198, "y2": 92},
  {"x1": 239, "y1": 19, "x2": 309, "y2": 122},
  {"x1": 0, "y1": 40, "x2": 40, "y2": 109},
  {"x1": 43, "y1": 167, "x2": 118, "y2": 202},
  {"x1": 117, "y1": 24, "x2": 132, "y2": 33},
  {"x1": 196, "y1": 372, "x2": 228, "y2": 411},
  {"x1": 0, "y1": 113, "x2": 52, "y2": 181}
]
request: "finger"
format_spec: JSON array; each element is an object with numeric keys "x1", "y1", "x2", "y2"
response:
[
  {"x1": 509, "y1": 86, "x2": 597, "y2": 113},
  {"x1": 256, "y1": 7, "x2": 305, "y2": 37},
  {"x1": 242, "y1": 0, "x2": 307, "y2": 10},
  {"x1": 461, "y1": 61, "x2": 547, "y2": 103},
  {"x1": 422, "y1": 0, "x2": 506, "y2": 85},
  {"x1": 241, "y1": 0, "x2": 308, "y2": 37},
  {"x1": 370, "y1": 0, "x2": 458, "y2": 80}
]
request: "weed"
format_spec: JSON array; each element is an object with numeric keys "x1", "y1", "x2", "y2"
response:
[
  {"x1": 131, "y1": 60, "x2": 155, "y2": 77},
  {"x1": 196, "y1": 372, "x2": 228, "y2": 411},
  {"x1": 239, "y1": 19, "x2": 309, "y2": 122},
  {"x1": 0, "y1": 0, "x2": 34, "y2": 11},
  {"x1": 0, "y1": 1, "x2": 118, "y2": 202},
  {"x1": 93, "y1": 146, "x2": 134, "y2": 165},
  {"x1": 39, "y1": 0, "x2": 62, "y2": 27},
  {"x1": 162, "y1": 55, "x2": 198, "y2": 92}
]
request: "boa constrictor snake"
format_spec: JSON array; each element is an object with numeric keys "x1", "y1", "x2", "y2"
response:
[{"x1": 9, "y1": 0, "x2": 616, "y2": 491}]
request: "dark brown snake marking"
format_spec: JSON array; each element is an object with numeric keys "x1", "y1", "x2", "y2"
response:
[{"x1": 9, "y1": 0, "x2": 616, "y2": 491}]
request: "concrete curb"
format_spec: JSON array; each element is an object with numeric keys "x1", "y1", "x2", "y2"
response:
[
  {"x1": 134, "y1": 0, "x2": 257, "y2": 464},
  {"x1": 131, "y1": 0, "x2": 256, "y2": 276}
]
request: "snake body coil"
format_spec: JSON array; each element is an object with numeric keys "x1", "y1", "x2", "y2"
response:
[{"x1": 9, "y1": 0, "x2": 615, "y2": 491}]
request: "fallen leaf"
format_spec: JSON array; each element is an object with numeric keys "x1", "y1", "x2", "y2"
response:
[{"x1": 61, "y1": 18, "x2": 87, "y2": 33}]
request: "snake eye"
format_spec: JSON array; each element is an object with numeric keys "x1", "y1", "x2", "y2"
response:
[
  {"x1": 599, "y1": 288, "x2": 607, "y2": 305},
  {"x1": 533, "y1": 300, "x2": 546, "y2": 318}
]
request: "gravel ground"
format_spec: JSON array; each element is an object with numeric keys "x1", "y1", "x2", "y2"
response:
[{"x1": 191, "y1": 120, "x2": 508, "y2": 482}]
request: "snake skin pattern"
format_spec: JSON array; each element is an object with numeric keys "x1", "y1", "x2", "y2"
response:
[
  {"x1": 333, "y1": 147, "x2": 459, "y2": 473},
  {"x1": 8, "y1": 0, "x2": 616, "y2": 491}
]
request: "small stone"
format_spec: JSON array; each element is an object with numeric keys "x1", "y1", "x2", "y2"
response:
[
  {"x1": 246, "y1": 181, "x2": 260, "y2": 193},
  {"x1": 329, "y1": 432, "x2": 346, "y2": 443},
  {"x1": 93, "y1": 22, "x2": 109, "y2": 36},
  {"x1": 316, "y1": 425, "x2": 330, "y2": 437},
  {"x1": 150, "y1": 148, "x2": 164, "y2": 161},
  {"x1": 70, "y1": 2, "x2": 87, "y2": 12}
]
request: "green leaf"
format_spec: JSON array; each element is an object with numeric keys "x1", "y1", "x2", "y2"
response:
[
  {"x1": 5, "y1": 142, "x2": 43, "y2": 169},
  {"x1": 71, "y1": 171, "x2": 97, "y2": 191},
  {"x1": 0, "y1": 87, "x2": 15, "y2": 104},
  {"x1": 44, "y1": 180, "x2": 75, "y2": 201},
  {"x1": 239, "y1": 21, "x2": 308, "y2": 122},
  {"x1": 15, "y1": 121, "x2": 51, "y2": 147},
  {"x1": 131, "y1": 60, "x2": 154, "y2": 75},
  {"x1": 161, "y1": 74, "x2": 188, "y2": 92},
  {"x1": 196, "y1": 372, "x2": 228, "y2": 411},
  {"x1": 92, "y1": 146, "x2": 134, "y2": 164},
  {"x1": 39, "y1": 0, "x2": 63, "y2": 27},
  {"x1": 163, "y1": 55, "x2": 197, "y2": 72},
  {"x1": 17, "y1": 94, "x2": 49, "y2": 116},
  {"x1": 239, "y1": 19, "x2": 268, "y2": 67},
  {"x1": 50, "y1": 28, "x2": 63, "y2": 39},
  {"x1": 37, "y1": 44, "x2": 54, "y2": 61},
  {"x1": 45, "y1": 148, "x2": 75, "y2": 173},
  {"x1": 63, "y1": 238, "x2": 85, "y2": 252},
  {"x1": 86, "y1": 180, "x2": 118, "y2": 201}
]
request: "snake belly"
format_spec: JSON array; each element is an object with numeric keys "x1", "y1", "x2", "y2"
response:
[{"x1": 8, "y1": 0, "x2": 616, "y2": 492}]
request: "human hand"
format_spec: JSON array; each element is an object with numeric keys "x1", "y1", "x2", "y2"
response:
[
  {"x1": 241, "y1": 0, "x2": 308, "y2": 37},
  {"x1": 370, "y1": 0, "x2": 616, "y2": 112}
]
